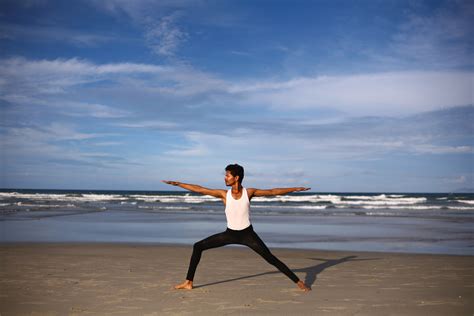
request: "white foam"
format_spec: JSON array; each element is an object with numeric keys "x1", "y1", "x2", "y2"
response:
[
  {"x1": 15, "y1": 202, "x2": 76, "y2": 208},
  {"x1": 344, "y1": 194, "x2": 389, "y2": 200},
  {"x1": 130, "y1": 194, "x2": 220, "y2": 203},
  {"x1": 253, "y1": 194, "x2": 426, "y2": 205},
  {"x1": 253, "y1": 194, "x2": 341, "y2": 203},
  {"x1": 447, "y1": 206, "x2": 474, "y2": 210},
  {"x1": 158, "y1": 206, "x2": 192, "y2": 210},
  {"x1": 294, "y1": 205, "x2": 328, "y2": 210},
  {"x1": 364, "y1": 212, "x2": 400, "y2": 216},
  {"x1": 343, "y1": 195, "x2": 426, "y2": 204},
  {"x1": 344, "y1": 194, "x2": 407, "y2": 200},
  {"x1": 252, "y1": 205, "x2": 327, "y2": 210},
  {"x1": 335, "y1": 198, "x2": 426, "y2": 206},
  {"x1": 361, "y1": 205, "x2": 442, "y2": 210},
  {"x1": 0, "y1": 192, "x2": 127, "y2": 202},
  {"x1": 361, "y1": 205, "x2": 473, "y2": 211},
  {"x1": 458, "y1": 200, "x2": 474, "y2": 205}
]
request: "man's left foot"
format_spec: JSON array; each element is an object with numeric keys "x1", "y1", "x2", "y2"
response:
[{"x1": 297, "y1": 280, "x2": 311, "y2": 292}]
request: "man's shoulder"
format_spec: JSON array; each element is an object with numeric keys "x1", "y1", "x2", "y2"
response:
[{"x1": 246, "y1": 188, "x2": 257, "y2": 196}]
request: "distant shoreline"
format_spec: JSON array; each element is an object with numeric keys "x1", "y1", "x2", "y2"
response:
[{"x1": 1, "y1": 188, "x2": 473, "y2": 194}]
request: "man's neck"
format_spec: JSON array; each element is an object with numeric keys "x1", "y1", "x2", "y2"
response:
[{"x1": 231, "y1": 183, "x2": 242, "y2": 193}]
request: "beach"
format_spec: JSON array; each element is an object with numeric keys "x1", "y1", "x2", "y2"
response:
[
  {"x1": 1, "y1": 190, "x2": 473, "y2": 314},
  {"x1": 1, "y1": 243, "x2": 472, "y2": 315}
]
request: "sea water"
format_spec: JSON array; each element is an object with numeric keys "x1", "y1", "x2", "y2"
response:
[{"x1": 0, "y1": 189, "x2": 473, "y2": 255}]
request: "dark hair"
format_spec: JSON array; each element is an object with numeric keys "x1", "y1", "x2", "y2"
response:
[{"x1": 225, "y1": 164, "x2": 244, "y2": 183}]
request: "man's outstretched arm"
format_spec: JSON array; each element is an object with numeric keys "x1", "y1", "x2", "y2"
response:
[
  {"x1": 162, "y1": 180, "x2": 226, "y2": 199},
  {"x1": 247, "y1": 187, "x2": 310, "y2": 199}
]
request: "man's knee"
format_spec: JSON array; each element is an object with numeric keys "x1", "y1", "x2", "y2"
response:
[{"x1": 193, "y1": 241, "x2": 204, "y2": 252}]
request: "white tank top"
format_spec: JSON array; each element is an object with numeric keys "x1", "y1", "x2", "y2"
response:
[{"x1": 225, "y1": 187, "x2": 251, "y2": 230}]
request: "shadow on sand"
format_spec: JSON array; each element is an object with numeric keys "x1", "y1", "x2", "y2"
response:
[{"x1": 193, "y1": 254, "x2": 381, "y2": 289}]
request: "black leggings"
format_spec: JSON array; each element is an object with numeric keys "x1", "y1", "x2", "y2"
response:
[{"x1": 186, "y1": 225, "x2": 300, "y2": 283}]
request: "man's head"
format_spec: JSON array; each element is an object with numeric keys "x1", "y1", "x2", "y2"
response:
[{"x1": 225, "y1": 164, "x2": 244, "y2": 186}]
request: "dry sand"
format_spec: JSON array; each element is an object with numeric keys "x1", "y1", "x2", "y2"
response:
[{"x1": 0, "y1": 243, "x2": 473, "y2": 315}]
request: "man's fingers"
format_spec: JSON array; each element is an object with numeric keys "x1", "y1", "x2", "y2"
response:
[{"x1": 162, "y1": 180, "x2": 177, "y2": 185}]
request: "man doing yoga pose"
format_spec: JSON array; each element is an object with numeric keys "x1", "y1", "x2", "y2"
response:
[{"x1": 162, "y1": 163, "x2": 311, "y2": 292}]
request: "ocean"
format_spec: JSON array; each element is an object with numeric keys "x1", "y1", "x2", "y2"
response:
[{"x1": 1, "y1": 189, "x2": 473, "y2": 255}]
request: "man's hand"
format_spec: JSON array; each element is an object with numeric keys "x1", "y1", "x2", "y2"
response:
[
  {"x1": 162, "y1": 180, "x2": 181, "y2": 186},
  {"x1": 295, "y1": 187, "x2": 311, "y2": 192}
]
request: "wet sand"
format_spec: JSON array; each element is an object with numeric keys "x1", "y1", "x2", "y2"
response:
[{"x1": 0, "y1": 243, "x2": 473, "y2": 315}]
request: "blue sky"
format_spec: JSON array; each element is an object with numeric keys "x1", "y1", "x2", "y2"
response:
[{"x1": 0, "y1": 0, "x2": 472, "y2": 192}]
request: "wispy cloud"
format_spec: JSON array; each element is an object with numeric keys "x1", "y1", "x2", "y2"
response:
[
  {"x1": 116, "y1": 120, "x2": 179, "y2": 129},
  {"x1": 2, "y1": 122, "x2": 101, "y2": 142},
  {"x1": 1, "y1": 94, "x2": 131, "y2": 118},
  {"x1": 144, "y1": 12, "x2": 188, "y2": 56},
  {"x1": 160, "y1": 105, "x2": 473, "y2": 161},
  {"x1": 2, "y1": 57, "x2": 471, "y2": 118},
  {"x1": 411, "y1": 144, "x2": 474, "y2": 155},
  {"x1": 0, "y1": 22, "x2": 121, "y2": 47},
  {"x1": 230, "y1": 71, "x2": 473, "y2": 116},
  {"x1": 383, "y1": 0, "x2": 473, "y2": 68},
  {"x1": 0, "y1": 122, "x2": 136, "y2": 169},
  {"x1": 87, "y1": 0, "x2": 192, "y2": 57},
  {"x1": 0, "y1": 57, "x2": 218, "y2": 95}
]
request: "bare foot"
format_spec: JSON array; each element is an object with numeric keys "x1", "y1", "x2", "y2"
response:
[
  {"x1": 173, "y1": 280, "x2": 193, "y2": 290},
  {"x1": 296, "y1": 280, "x2": 311, "y2": 292}
]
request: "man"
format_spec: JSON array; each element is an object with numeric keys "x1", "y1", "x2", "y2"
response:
[{"x1": 162, "y1": 163, "x2": 311, "y2": 292}]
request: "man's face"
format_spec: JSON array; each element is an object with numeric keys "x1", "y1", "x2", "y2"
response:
[{"x1": 224, "y1": 171, "x2": 239, "y2": 186}]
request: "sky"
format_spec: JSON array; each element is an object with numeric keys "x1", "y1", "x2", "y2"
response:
[{"x1": 0, "y1": 0, "x2": 472, "y2": 193}]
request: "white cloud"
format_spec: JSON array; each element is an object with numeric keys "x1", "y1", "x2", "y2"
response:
[
  {"x1": 35, "y1": 122, "x2": 102, "y2": 141},
  {"x1": 116, "y1": 120, "x2": 178, "y2": 129},
  {"x1": 0, "y1": 94, "x2": 131, "y2": 119},
  {"x1": 442, "y1": 174, "x2": 473, "y2": 186},
  {"x1": 87, "y1": 0, "x2": 191, "y2": 56},
  {"x1": 453, "y1": 175, "x2": 466, "y2": 184},
  {"x1": 92, "y1": 141, "x2": 123, "y2": 146},
  {"x1": 57, "y1": 101, "x2": 131, "y2": 118},
  {"x1": 160, "y1": 119, "x2": 473, "y2": 170},
  {"x1": 0, "y1": 57, "x2": 218, "y2": 94},
  {"x1": 411, "y1": 144, "x2": 474, "y2": 155},
  {"x1": 0, "y1": 57, "x2": 170, "y2": 78},
  {"x1": 1, "y1": 57, "x2": 472, "y2": 119},
  {"x1": 231, "y1": 71, "x2": 473, "y2": 116},
  {"x1": 387, "y1": 1, "x2": 473, "y2": 68},
  {"x1": 145, "y1": 13, "x2": 188, "y2": 56},
  {"x1": 0, "y1": 123, "x2": 132, "y2": 169},
  {"x1": 0, "y1": 22, "x2": 119, "y2": 47},
  {"x1": 163, "y1": 131, "x2": 212, "y2": 157}
]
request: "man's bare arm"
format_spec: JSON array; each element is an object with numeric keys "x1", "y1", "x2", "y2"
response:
[
  {"x1": 162, "y1": 180, "x2": 226, "y2": 199},
  {"x1": 247, "y1": 187, "x2": 310, "y2": 199}
]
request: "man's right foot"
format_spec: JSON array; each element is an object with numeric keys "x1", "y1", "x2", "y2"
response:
[
  {"x1": 296, "y1": 280, "x2": 311, "y2": 292},
  {"x1": 173, "y1": 280, "x2": 193, "y2": 290}
]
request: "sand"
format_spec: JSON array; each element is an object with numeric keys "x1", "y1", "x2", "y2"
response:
[{"x1": 0, "y1": 243, "x2": 473, "y2": 315}]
